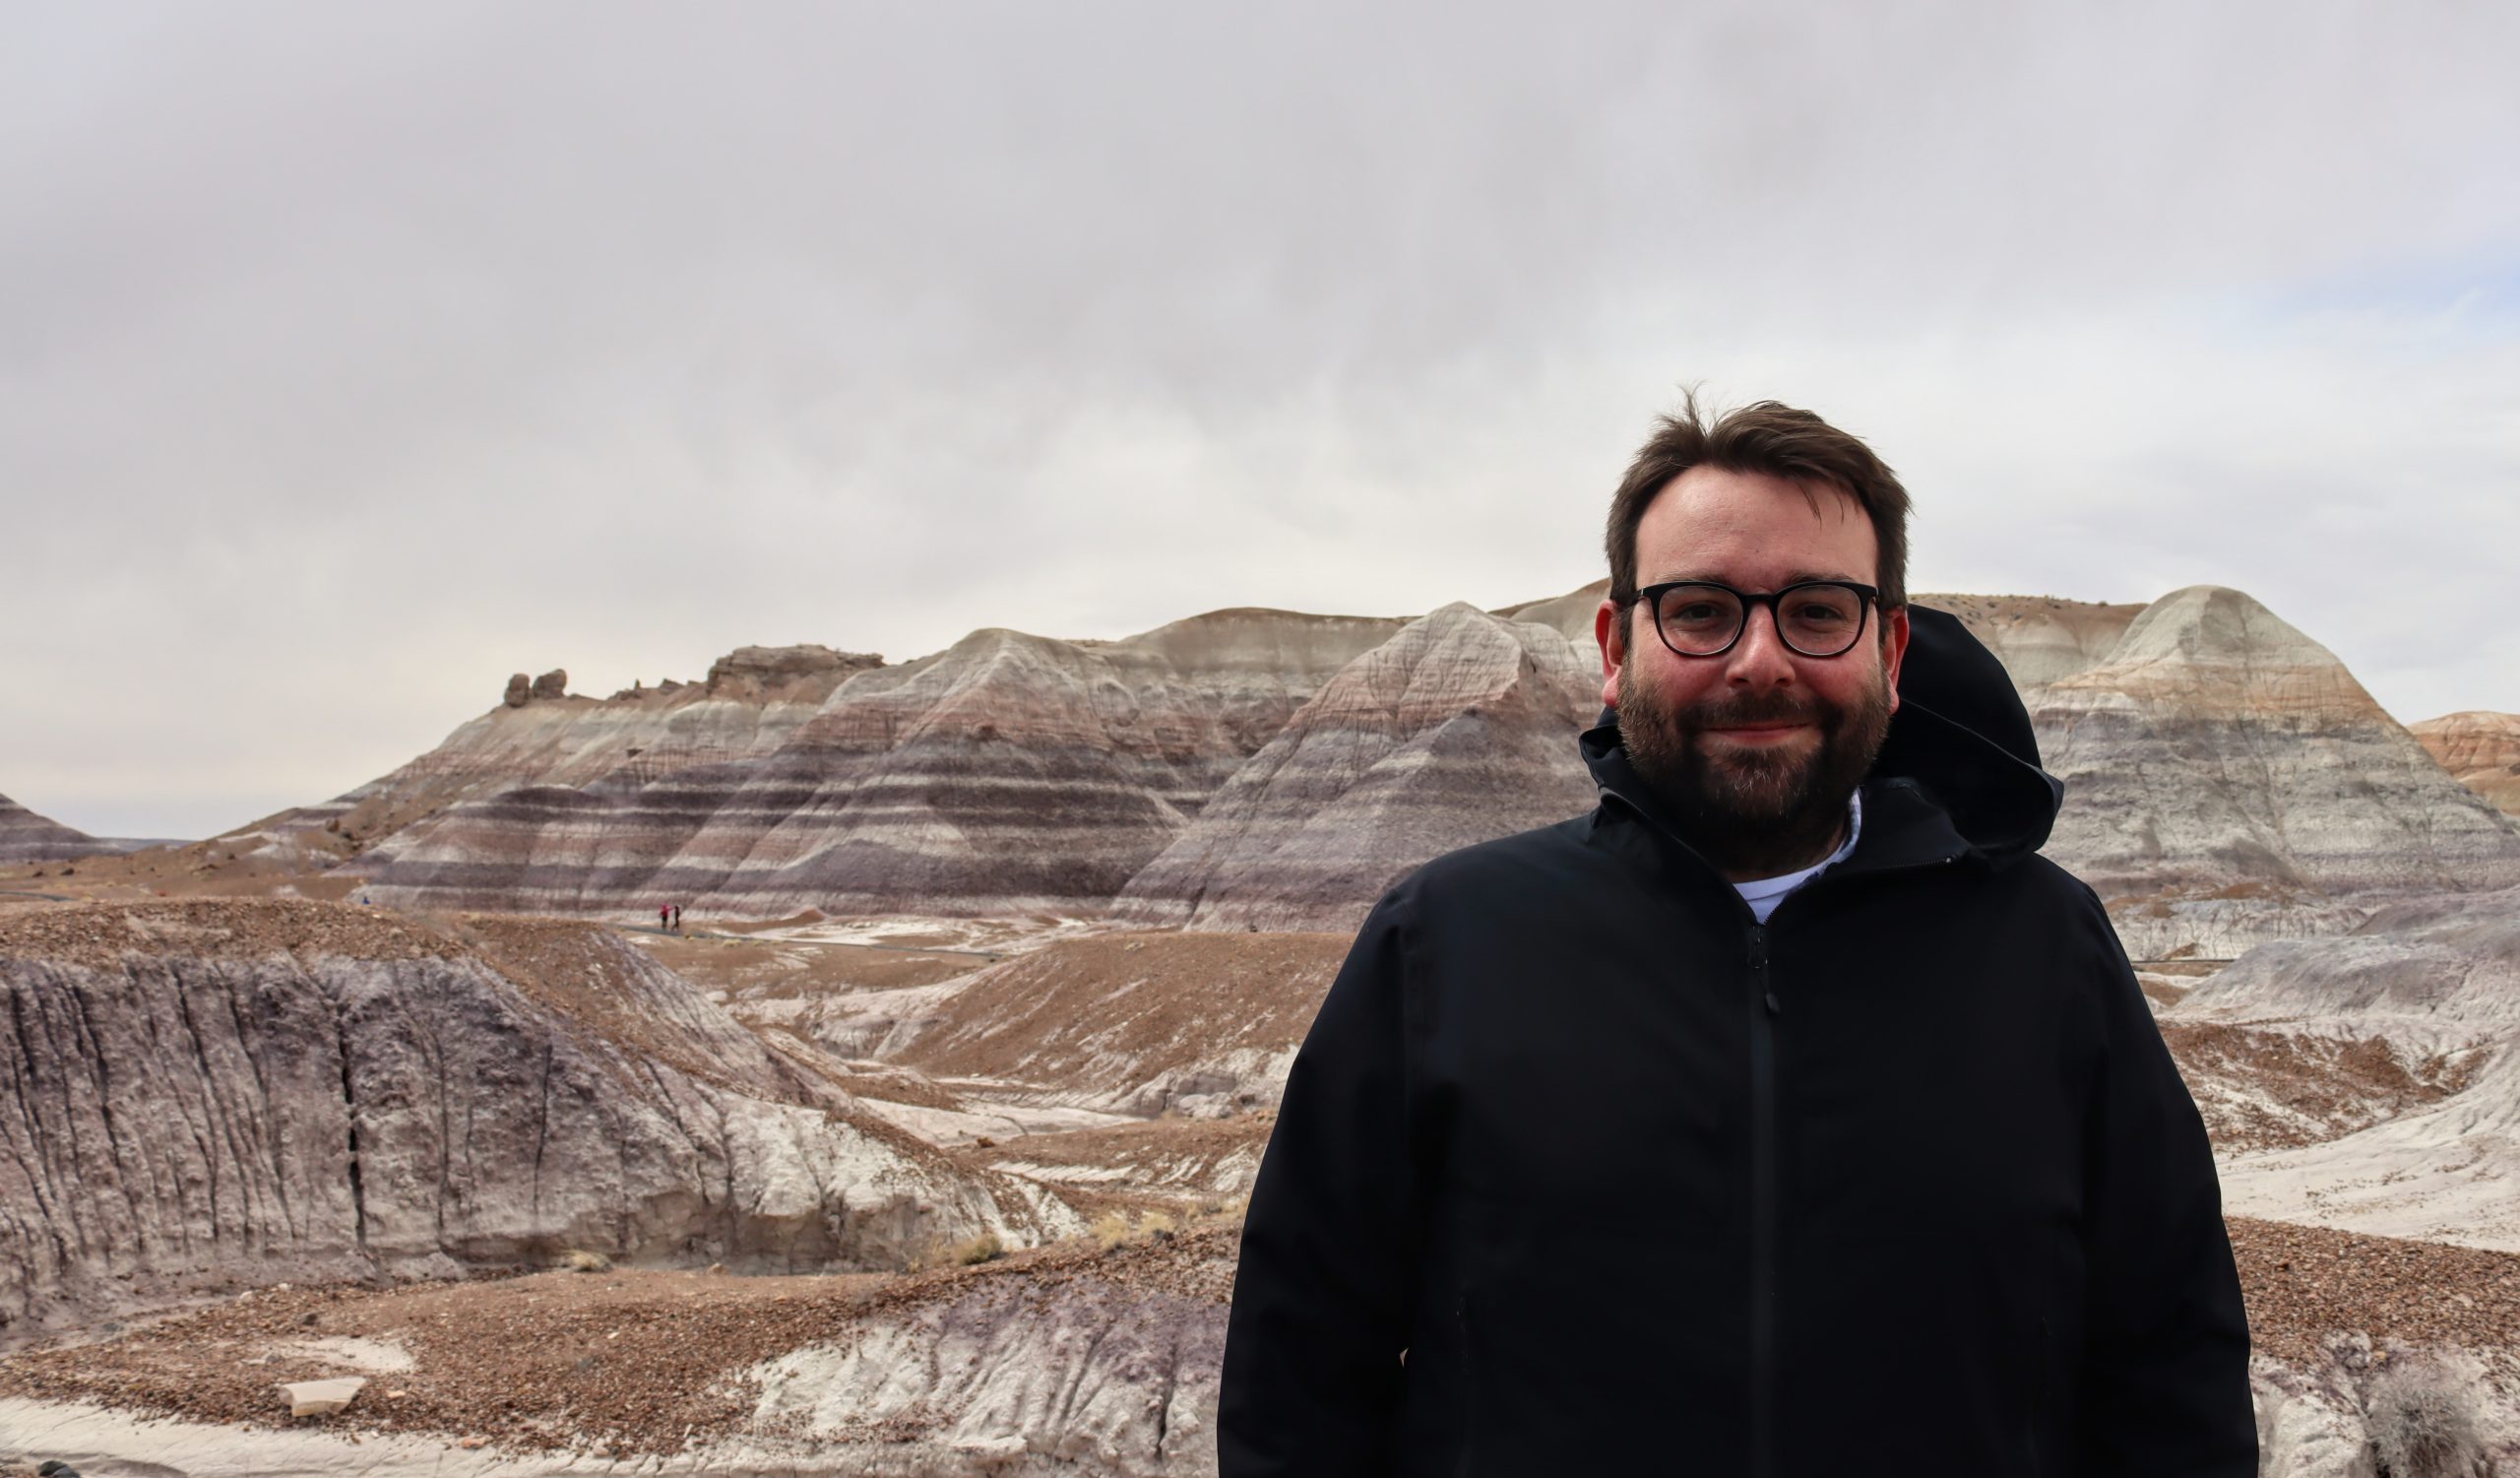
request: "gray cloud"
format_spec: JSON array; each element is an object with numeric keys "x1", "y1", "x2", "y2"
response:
[{"x1": 5, "y1": 1, "x2": 2516, "y2": 837}]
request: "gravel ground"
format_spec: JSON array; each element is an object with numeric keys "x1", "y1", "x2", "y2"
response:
[
  {"x1": 0, "y1": 1224, "x2": 1238, "y2": 1458},
  {"x1": 2226, "y1": 1216, "x2": 2520, "y2": 1376}
]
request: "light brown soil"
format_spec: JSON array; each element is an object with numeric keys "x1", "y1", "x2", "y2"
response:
[
  {"x1": 897, "y1": 931, "x2": 1349, "y2": 1090},
  {"x1": 2161, "y1": 1021, "x2": 2485, "y2": 1152},
  {"x1": 0, "y1": 1225, "x2": 1238, "y2": 1456},
  {"x1": 0, "y1": 897, "x2": 473, "y2": 970},
  {"x1": 0, "y1": 834, "x2": 363, "y2": 904},
  {"x1": 963, "y1": 1112, "x2": 1276, "y2": 1187},
  {"x1": 633, "y1": 932, "x2": 982, "y2": 996}
]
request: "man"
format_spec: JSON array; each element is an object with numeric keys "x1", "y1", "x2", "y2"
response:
[{"x1": 1218, "y1": 399, "x2": 2254, "y2": 1476}]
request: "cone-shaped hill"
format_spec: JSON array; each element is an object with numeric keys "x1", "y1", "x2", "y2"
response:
[
  {"x1": 1112, "y1": 603, "x2": 1600, "y2": 932},
  {"x1": 2035, "y1": 586, "x2": 2520, "y2": 956}
]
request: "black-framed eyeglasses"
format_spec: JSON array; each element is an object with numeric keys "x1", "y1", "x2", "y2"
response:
[{"x1": 1633, "y1": 580, "x2": 1882, "y2": 659}]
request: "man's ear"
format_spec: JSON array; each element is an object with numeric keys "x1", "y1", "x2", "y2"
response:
[
  {"x1": 1596, "y1": 597, "x2": 1627, "y2": 707},
  {"x1": 1881, "y1": 604, "x2": 1912, "y2": 715}
]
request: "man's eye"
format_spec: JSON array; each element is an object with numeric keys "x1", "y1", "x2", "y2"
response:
[
  {"x1": 1670, "y1": 603, "x2": 1726, "y2": 623},
  {"x1": 1789, "y1": 602, "x2": 1852, "y2": 625}
]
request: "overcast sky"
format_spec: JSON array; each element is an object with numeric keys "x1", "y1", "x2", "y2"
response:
[{"x1": 6, "y1": 1, "x2": 2516, "y2": 839}]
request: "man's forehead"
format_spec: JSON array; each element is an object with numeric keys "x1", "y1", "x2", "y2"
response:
[{"x1": 1635, "y1": 467, "x2": 1879, "y2": 583}]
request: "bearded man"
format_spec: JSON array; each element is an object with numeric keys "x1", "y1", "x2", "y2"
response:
[{"x1": 1217, "y1": 399, "x2": 2255, "y2": 1476}]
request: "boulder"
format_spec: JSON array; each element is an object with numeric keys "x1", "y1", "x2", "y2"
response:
[
  {"x1": 530, "y1": 669, "x2": 568, "y2": 701},
  {"x1": 502, "y1": 674, "x2": 531, "y2": 708}
]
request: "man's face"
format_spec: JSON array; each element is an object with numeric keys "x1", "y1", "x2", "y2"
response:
[{"x1": 1594, "y1": 465, "x2": 1911, "y2": 875}]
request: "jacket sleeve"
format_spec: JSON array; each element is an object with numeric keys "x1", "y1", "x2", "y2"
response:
[
  {"x1": 1218, "y1": 886, "x2": 1422, "y2": 1477},
  {"x1": 2070, "y1": 892, "x2": 2257, "y2": 1476}
]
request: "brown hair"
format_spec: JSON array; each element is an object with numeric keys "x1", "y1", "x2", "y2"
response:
[{"x1": 1605, "y1": 391, "x2": 1911, "y2": 615}]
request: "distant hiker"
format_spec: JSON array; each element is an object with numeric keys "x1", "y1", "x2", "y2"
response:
[
  {"x1": 659, "y1": 904, "x2": 670, "y2": 930},
  {"x1": 1220, "y1": 397, "x2": 2255, "y2": 1476},
  {"x1": 672, "y1": 904, "x2": 682, "y2": 931}
]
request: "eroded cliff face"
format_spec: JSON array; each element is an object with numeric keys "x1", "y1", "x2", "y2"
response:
[{"x1": 0, "y1": 901, "x2": 1076, "y2": 1335}]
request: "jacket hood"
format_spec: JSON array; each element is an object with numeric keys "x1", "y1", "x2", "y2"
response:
[{"x1": 1580, "y1": 603, "x2": 2063, "y2": 864}]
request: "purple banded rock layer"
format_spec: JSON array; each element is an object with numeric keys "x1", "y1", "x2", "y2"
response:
[
  {"x1": 2412, "y1": 711, "x2": 2520, "y2": 818},
  {"x1": 0, "y1": 794, "x2": 120, "y2": 865},
  {"x1": 1112, "y1": 603, "x2": 1600, "y2": 932},
  {"x1": 272, "y1": 645, "x2": 882, "y2": 852},
  {"x1": 351, "y1": 610, "x2": 1407, "y2": 917},
  {"x1": 2034, "y1": 587, "x2": 2520, "y2": 957}
]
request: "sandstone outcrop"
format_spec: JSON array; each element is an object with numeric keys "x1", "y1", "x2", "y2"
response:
[
  {"x1": 274, "y1": 643, "x2": 877, "y2": 860},
  {"x1": 0, "y1": 796, "x2": 118, "y2": 865},
  {"x1": 2414, "y1": 710, "x2": 2520, "y2": 817},
  {"x1": 529, "y1": 669, "x2": 568, "y2": 701},
  {"x1": 1113, "y1": 604, "x2": 1599, "y2": 932},
  {"x1": 2033, "y1": 587, "x2": 2520, "y2": 956},
  {"x1": 0, "y1": 900, "x2": 1076, "y2": 1334},
  {"x1": 705, "y1": 644, "x2": 883, "y2": 696},
  {"x1": 350, "y1": 609, "x2": 1407, "y2": 918}
]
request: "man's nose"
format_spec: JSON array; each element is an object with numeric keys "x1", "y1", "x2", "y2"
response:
[{"x1": 1725, "y1": 605, "x2": 1798, "y2": 685}]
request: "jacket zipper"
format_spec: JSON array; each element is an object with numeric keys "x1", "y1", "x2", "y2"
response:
[
  {"x1": 2026, "y1": 1313, "x2": 2048, "y2": 1476},
  {"x1": 1747, "y1": 921, "x2": 1778, "y2": 1478}
]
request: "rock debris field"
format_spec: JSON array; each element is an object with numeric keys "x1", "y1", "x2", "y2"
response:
[{"x1": 0, "y1": 1223, "x2": 1238, "y2": 1458}]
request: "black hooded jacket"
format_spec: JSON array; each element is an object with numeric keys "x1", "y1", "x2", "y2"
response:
[{"x1": 1217, "y1": 609, "x2": 2255, "y2": 1477}]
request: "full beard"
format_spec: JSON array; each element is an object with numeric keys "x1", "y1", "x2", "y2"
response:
[{"x1": 1616, "y1": 661, "x2": 1895, "y2": 879}]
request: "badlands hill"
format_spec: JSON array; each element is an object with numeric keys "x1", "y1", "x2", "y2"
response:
[
  {"x1": 2414, "y1": 710, "x2": 2520, "y2": 818},
  {"x1": 1114, "y1": 603, "x2": 1600, "y2": 932},
  {"x1": 35, "y1": 584, "x2": 2515, "y2": 960},
  {"x1": 343, "y1": 610, "x2": 1406, "y2": 919},
  {"x1": 2033, "y1": 587, "x2": 2520, "y2": 956},
  {"x1": 0, "y1": 795, "x2": 119, "y2": 865}
]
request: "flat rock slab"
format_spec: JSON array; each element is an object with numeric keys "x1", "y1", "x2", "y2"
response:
[{"x1": 278, "y1": 1376, "x2": 364, "y2": 1417}]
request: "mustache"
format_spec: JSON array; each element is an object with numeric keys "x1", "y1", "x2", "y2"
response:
[{"x1": 1681, "y1": 691, "x2": 1828, "y2": 729}]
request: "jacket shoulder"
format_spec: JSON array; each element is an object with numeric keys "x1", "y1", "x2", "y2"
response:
[{"x1": 1383, "y1": 811, "x2": 1606, "y2": 913}]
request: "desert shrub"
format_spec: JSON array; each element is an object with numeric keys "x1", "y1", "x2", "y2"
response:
[
  {"x1": 1091, "y1": 1212, "x2": 1133, "y2": 1251},
  {"x1": 2363, "y1": 1352, "x2": 2491, "y2": 1478},
  {"x1": 560, "y1": 1249, "x2": 611, "y2": 1273},
  {"x1": 949, "y1": 1231, "x2": 1005, "y2": 1266}
]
